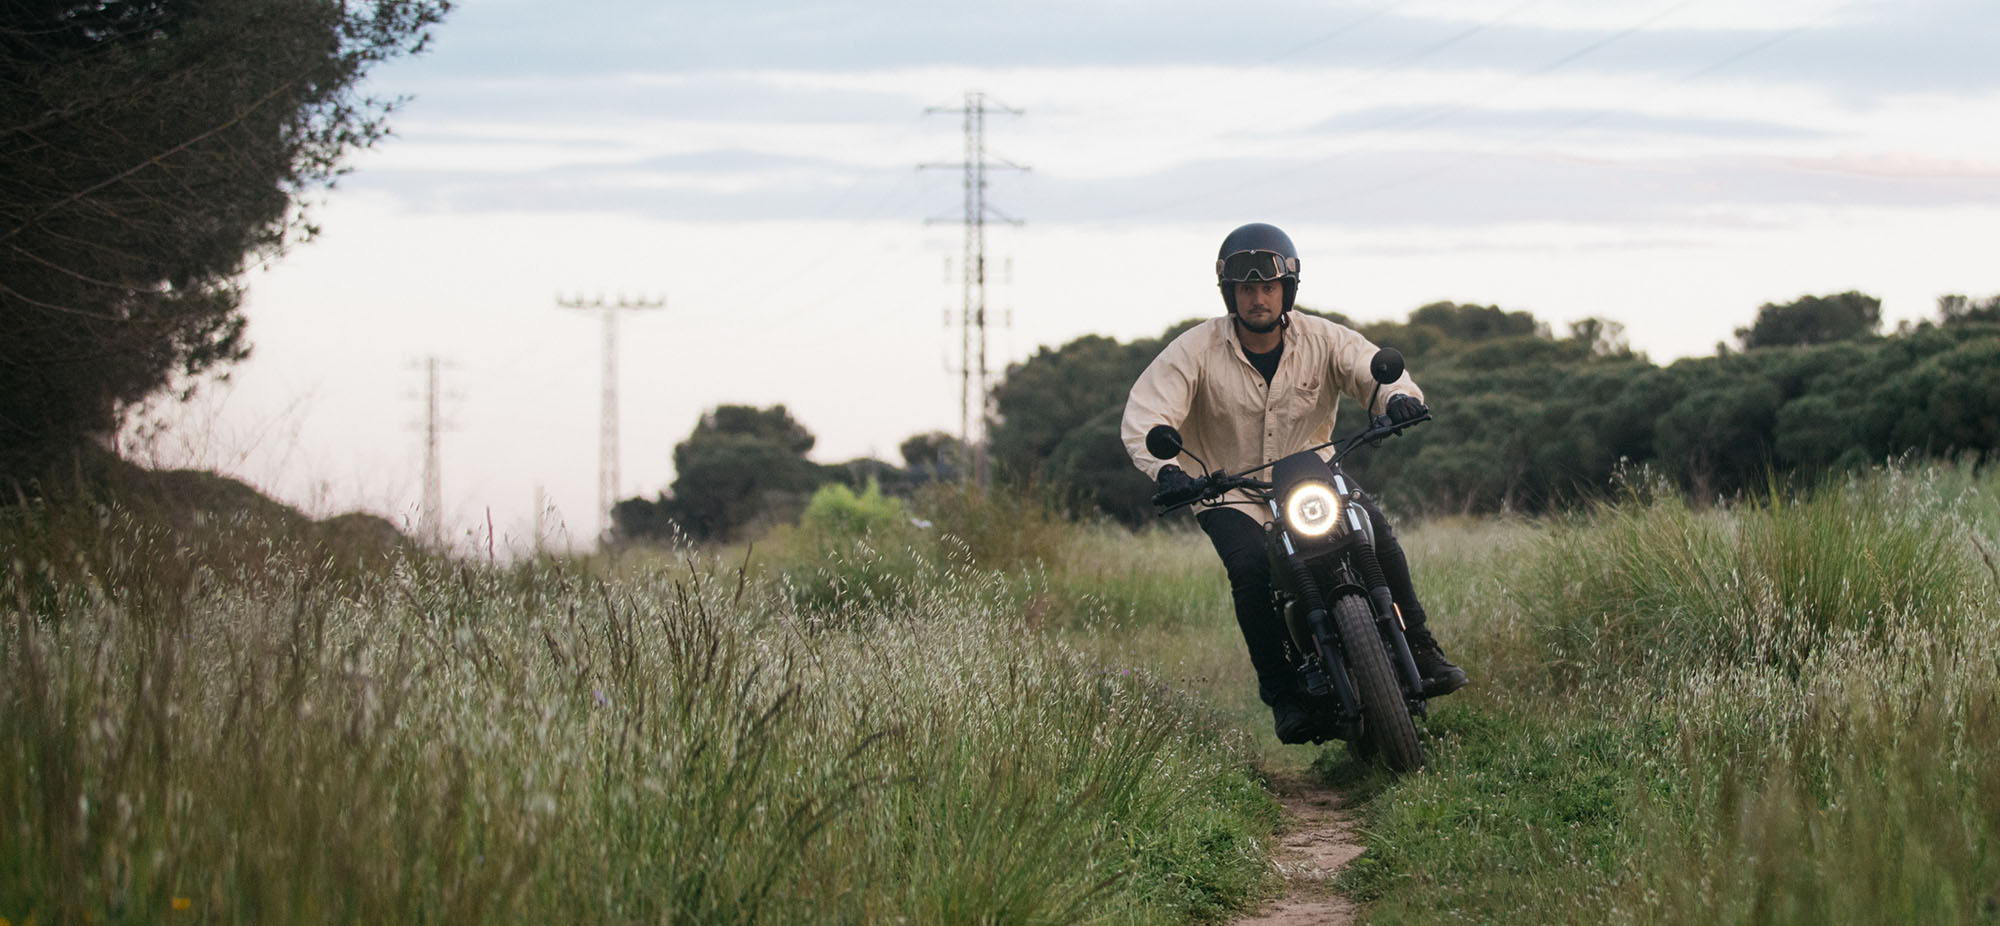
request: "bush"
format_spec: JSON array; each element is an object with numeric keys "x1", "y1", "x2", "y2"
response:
[{"x1": 800, "y1": 480, "x2": 909, "y2": 539}]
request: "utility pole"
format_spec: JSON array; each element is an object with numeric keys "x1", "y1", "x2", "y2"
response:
[
  {"x1": 410, "y1": 354, "x2": 454, "y2": 549},
  {"x1": 557, "y1": 293, "x2": 664, "y2": 544},
  {"x1": 923, "y1": 91, "x2": 1025, "y2": 491}
]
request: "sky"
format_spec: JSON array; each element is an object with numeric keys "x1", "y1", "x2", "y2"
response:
[{"x1": 129, "y1": 0, "x2": 2000, "y2": 554}]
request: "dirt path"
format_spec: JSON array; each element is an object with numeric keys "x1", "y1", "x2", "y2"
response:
[{"x1": 1232, "y1": 774, "x2": 1364, "y2": 926}]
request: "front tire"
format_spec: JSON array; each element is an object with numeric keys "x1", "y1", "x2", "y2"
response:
[{"x1": 1333, "y1": 594, "x2": 1424, "y2": 772}]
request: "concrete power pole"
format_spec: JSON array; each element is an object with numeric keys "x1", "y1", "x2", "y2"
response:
[
  {"x1": 924, "y1": 91, "x2": 1024, "y2": 491},
  {"x1": 558, "y1": 293, "x2": 664, "y2": 543}
]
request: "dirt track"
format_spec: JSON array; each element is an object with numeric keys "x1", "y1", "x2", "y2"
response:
[{"x1": 1232, "y1": 774, "x2": 1364, "y2": 925}]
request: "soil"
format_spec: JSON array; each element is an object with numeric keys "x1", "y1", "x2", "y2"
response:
[{"x1": 1232, "y1": 774, "x2": 1364, "y2": 926}]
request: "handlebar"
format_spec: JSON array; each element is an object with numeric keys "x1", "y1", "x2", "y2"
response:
[
  {"x1": 1151, "y1": 411, "x2": 1431, "y2": 516},
  {"x1": 1329, "y1": 411, "x2": 1430, "y2": 464},
  {"x1": 1152, "y1": 471, "x2": 1272, "y2": 514}
]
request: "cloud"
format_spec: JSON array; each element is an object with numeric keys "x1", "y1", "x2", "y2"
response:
[
  {"x1": 1302, "y1": 104, "x2": 1830, "y2": 142},
  {"x1": 339, "y1": 1, "x2": 2000, "y2": 229},
  {"x1": 408, "y1": 0, "x2": 2000, "y2": 100},
  {"x1": 390, "y1": 73, "x2": 925, "y2": 127},
  {"x1": 339, "y1": 142, "x2": 2000, "y2": 231}
]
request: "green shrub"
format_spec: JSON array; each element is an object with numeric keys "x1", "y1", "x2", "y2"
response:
[{"x1": 801, "y1": 479, "x2": 909, "y2": 539}]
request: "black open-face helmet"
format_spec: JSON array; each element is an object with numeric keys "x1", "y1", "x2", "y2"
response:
[{"x1": 1216, "y1": 222, "x2": 1299, "y2": 317}]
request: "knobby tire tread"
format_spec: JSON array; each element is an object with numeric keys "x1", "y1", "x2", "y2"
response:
[{"x1": 1333, "y1": 594, "x2": 1424, "y2": 772}]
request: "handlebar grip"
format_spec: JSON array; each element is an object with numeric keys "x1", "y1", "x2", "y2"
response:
[{"x1": 1151, "y1": 482, "x2": 1205, "y2": 509}]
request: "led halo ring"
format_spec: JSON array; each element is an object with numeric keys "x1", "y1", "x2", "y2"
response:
[{"x1": 1284, "y1": 482, "x2": 1342, "y2": 537}]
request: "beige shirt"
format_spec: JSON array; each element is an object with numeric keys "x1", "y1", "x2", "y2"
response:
[{"x1": 1121, "y1": 314, "x2": 1422, "y2": 524}]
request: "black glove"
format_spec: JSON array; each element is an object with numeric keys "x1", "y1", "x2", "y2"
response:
[
  {"x1": 1151, "y1": 465, "x2": 1201, "y2": 508},
  {"x1": 1386, "y1": 393, "x2": 1429, "y2": 425}
]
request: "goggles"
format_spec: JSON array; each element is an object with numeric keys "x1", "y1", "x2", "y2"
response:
[{"x1": 1217, "y1": 249, "x2": 1299, "y2": 283}]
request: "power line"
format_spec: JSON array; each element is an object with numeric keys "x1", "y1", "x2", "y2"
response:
[{"x1": 922, "y1": 91, "x2": 1026, "y2": 491}]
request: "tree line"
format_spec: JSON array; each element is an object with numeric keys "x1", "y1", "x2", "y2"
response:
[
  {"x1": 990, "y1": 292, "x2": 2000, "y2": 522},
  {"x1": 619, "y1": 290, "x2": 1998, "y2": 544}
]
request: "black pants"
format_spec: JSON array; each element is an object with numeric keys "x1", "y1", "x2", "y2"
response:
[{"x1": 1196, "y1": 496, "x2": 1430, "y2": 706}]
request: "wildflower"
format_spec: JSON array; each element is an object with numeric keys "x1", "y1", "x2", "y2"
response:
[{"x1": 172, "y1": 897, "x2": 193, "y2": 912}]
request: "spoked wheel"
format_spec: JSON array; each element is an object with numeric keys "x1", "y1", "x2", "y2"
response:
[{"x1": 1332, "y1": 594, "x2": 1424, "y2": 772}]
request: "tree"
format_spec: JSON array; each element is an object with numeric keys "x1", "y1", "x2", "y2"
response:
[
  {"x1": 666, "y1": 434, "x2": 826, "y2": 542},
  {"x1": 1876, "y1": 337, "x2": 2000, "y2": 462},
  {"x1": 1565, "y1": 317, "x2": 1634, "y2": 359},
  {"x1": 1, "y1": 0, "x2": 450, "y2": 483},
  {"x1": 1773, "y1": 394, "x2": 1854, "y2": 471},
  {"x1": 898, "y1": 430, "x2": 964, "y2": 484},
  {"x1": 1735, "y1": 292, "x2": 1881, "y2": 350},
  {"x1": 988, "y1": 330, "x2": 1167, "y2": 482},
  {"x1": 693, "y1": 404, "x2": 816, "y2": 454},
  {"x1": 1044, "y1": 405, "x2": 1152, "y2": 526},
  {"x1": 1406, "y1": 302, "x2": 1545, "y2": 342},
  {"x1": 1653, "y1": 381, "x2": 1782, "y2": 501},
  {"x1": 661, "y1": 404, "x2": 827, "y2": 543},
  {"x1": 1937, "y1": 293, "x2": 2000, "y2": 326}
]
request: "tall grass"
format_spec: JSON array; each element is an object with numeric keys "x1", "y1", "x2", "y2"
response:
[
  {"x1": 1522, "y1": 468, "x2": 1978, "y2": 684},
  {"x1": 2, "y1": 495, "x2": 1275, "y2": 923},
  {"x1": 17, "y1": 460, "x2": 1988, "y2": 923},
  {"x1": 1339, "y1": 463, "x2": 2000, "y2": 924}
]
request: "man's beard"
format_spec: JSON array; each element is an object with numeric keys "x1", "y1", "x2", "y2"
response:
[{"x1": 1235, "y1": 312, "x2": 1282, "y2": 335}]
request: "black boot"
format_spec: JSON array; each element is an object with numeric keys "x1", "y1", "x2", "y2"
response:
[
  {"x1": 1270, "y1": 695, "x2": 1314, "y2": 744},
  {"x1": 1405, "y1": 626, "x2": 1468, "y2": 697}
]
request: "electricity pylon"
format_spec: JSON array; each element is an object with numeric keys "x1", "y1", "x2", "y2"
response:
[
  {"x1": 923, "y1": 91, "x2": 1025, "y2": 491},
  {"x1": 558, "y1": 293, "x2": 664, "y2": 543}
]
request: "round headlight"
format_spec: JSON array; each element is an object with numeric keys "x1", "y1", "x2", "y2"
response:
[{"x1": 1285, "y1": 483, "x2": 1342, "y2": 538}]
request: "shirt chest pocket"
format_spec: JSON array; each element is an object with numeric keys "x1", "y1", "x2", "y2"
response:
[{"x1": 1291, "y1": 377, "x2": 1324, "y2": 411}]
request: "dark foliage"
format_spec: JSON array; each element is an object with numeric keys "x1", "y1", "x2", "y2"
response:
[
  {"x1": 1937, "y1": 293, "x2": 2000, "y2": 327},
  {"x1": 610, "y1": 404, "x2": 822, "y2": 544},
  {"x1": 1, "y1": 0, "x2": 449, "y2": 484},
  {"x1": 1735, "y1": 291, "x2": 1881, "y2": 350},
  {"x1": 985, "y1": 290, "x2": 2000, "y2": 521}
]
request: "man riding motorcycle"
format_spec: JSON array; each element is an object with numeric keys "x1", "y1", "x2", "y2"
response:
[{"x1": 1121, "y1": 222, "x2": 1468, "y2": 744}]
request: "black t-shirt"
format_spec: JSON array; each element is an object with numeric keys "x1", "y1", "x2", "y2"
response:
[{"x1": 1243, "y1": 340, "x2": 1282, "y2": 385}]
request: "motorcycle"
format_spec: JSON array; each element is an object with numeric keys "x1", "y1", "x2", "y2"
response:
[{"x1": 1145, "y1": 348, "x2": 1434, "y2": 771}]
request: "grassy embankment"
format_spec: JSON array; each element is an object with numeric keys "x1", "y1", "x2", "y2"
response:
[{"x1": 1, "y1": 479, "x2": 1274, "y2": 924}]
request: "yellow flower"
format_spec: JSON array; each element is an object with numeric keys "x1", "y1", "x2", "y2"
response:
[{"x1": 172, "y1": 897, "x2": 193, "y2": 912}]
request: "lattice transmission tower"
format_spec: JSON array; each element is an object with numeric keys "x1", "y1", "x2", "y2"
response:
[
  {"x1": 923, "y1": 91, "x2": 1025, "y2": 491},
  {"x1": 409, "y1": 354, "x2": 456, "y2": 549},
  {"x1": 558, "y1": 293, "x2": 664, "y2": 542}
]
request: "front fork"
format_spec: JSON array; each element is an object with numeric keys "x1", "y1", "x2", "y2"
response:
[
  {"x1": 1283, "y1": 543, "x2": 1426, "y2": 704},
  {"x1": 1353, "y1": 542, "x2": 1428, "y2": 703},
  {"x1": 1282, "y1": 556, "x2": 1363, "y2": 717}
]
